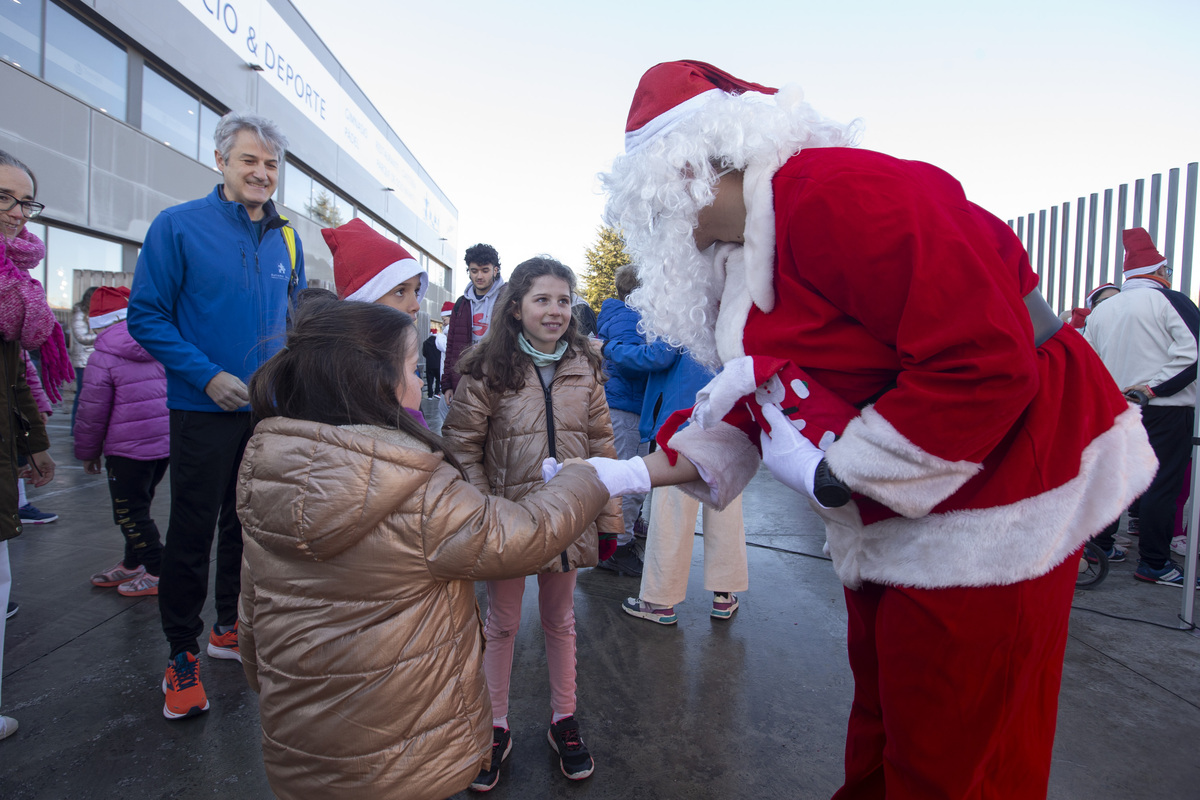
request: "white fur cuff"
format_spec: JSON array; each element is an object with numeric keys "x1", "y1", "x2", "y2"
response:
[
  {"x1": 667, "y1": 421, "x2": 761, "y2": 510},
  {"x1": 824, "y1": 407, "x2": 981, "y2": 518}
]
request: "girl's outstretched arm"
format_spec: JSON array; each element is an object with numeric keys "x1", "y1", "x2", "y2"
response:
[{"x1": 641, "y1": 449, "x2": 700, "y2": 486}]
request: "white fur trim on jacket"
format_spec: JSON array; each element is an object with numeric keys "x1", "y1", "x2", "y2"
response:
[
  {"x1": 665, "y1": 420, "x2": 761, "y2": 510},
  {"x1": 713, "y1": 152, "x2": 785, "y2": 365},
  {"x1": 714, "y1": 244, "x2": 751, "y2": 363},
  {"x1": 824, "y1": 406, "x2": 982, "y2": 518},
  {"x1": 820, "y1": 403, "x2": 1156, "y2": 590}
]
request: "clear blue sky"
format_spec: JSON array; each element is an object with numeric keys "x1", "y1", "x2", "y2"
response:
[{"x1": 289, "y1": 0, "x2": 1199, "y2": 296}]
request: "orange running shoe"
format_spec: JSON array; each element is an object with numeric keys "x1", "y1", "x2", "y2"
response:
[
  {"x1": 207, "y1": 622, "x2": 240, "y2": 662},
  {"x1": 162, "y1": 652, "x2": 209, "y2": 719}
]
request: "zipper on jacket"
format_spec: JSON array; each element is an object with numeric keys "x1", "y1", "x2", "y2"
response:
[{"x1": 535, "y1": 367, "x2": 570, "y2": 572}]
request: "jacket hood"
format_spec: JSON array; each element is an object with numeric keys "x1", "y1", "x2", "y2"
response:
[
  {"x1": 238, "y1": 418, "x2": 444, "y2": 561},
  {"x1": 95, "y1": 321, "x2": 154, "y2": 362},
  {"x1": 463, "y1": 275, "x2": 505, "y2": 305}
]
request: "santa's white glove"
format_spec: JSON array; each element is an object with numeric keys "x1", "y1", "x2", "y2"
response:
[
  {"x1": 541, "y1": 457, "x2": 564, "y2": 483},
  {"x1": 585, "y1": 456, "x2": 652, "y2": 497},
  {"x1": 692, "y1": 356, "x2": 757, "y2": 430},
  {"x1": 759, "y1": 403, "x2": 828, "y2": 506}
]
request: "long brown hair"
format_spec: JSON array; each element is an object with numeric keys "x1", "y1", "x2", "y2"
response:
[
  {"x1": 457, "y1": 256, "x2": 604, "y2": 393},
  {"x1": 249, "y1": 298, "x2": 464, "y2": 474}
]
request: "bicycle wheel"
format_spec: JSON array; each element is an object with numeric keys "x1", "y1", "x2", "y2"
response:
[{"x1": 1076, "y1": 541, "x2": 1108, "y2": 589}]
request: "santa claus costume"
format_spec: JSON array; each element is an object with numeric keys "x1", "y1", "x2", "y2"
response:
[{"x1": 603, "y1": 61, "x2": 1157, "y2": 799}]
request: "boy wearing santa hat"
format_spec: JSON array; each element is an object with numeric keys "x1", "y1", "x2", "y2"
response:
[
  {"x1": 322, "y1": 218, "x2": 427, "y2": 315},
  {"x1": 1086, "y1": 227, "x2": 1198, "y2": 587},
  {"x1": 601, "y1": 60, "x2": 1157, "y2": 799}
]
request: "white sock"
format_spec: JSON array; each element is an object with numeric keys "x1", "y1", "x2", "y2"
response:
[
  {"x1": 551, "y1": 711, "x2": 572, "y2": 724},
  {"x1": 16, "y1": 479, "x2": 26, "y2": 506},
  {"x1": 616, "y1": 533, "x2": 633, "y2": 546},
  {"x1": 492, "y1": 716, "x2": 508, "y2": 730}
]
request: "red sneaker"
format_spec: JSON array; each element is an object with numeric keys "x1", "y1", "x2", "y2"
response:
[
  {"x1": 207, "y1": 622, "x2": 240, "y2": 662},
  {"x1": 162, "y1": 652, "x2": 209, "y2": 719}
]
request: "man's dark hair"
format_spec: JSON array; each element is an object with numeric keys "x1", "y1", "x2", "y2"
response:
[
  {"x1": 464, "y1": 243, "x2": 500, "y2": 270},
  {"x1": 614, "y1": 265, "x2": 640, "y2": 301}
]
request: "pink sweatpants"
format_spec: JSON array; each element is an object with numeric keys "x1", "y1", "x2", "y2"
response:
[{"x1": 483, "y1": 571, "x2": 578, "y2": 719}]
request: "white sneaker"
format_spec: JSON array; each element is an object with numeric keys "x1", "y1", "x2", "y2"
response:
[
  {"x1": 0, "y1": 715, "x2": 18, "y2": 741},
  {"x1": 1170, "y1": 537, "x2": 1188, "y2": 556}
]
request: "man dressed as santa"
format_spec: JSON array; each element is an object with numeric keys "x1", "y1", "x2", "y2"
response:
[{"x1": 599, "y1": 61, "x2": 1157, "y2": 799}]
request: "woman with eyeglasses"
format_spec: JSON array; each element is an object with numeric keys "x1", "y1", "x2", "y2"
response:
[{"x1": 0, "y1": 149, "x2": 69, "y2": 742}]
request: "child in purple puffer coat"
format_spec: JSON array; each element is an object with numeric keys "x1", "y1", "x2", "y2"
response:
[{"x1": 74, "y1": 287, "x2": 169, "y2": 597}]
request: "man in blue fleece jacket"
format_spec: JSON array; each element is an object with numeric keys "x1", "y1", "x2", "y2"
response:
[{"x1": 129, "y1": 112, "x2": 305, "y2": 720}]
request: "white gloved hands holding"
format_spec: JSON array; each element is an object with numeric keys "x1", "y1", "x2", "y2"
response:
[
  {"x1": 585, "y1": 456, "x2": 652, "y2": 498},
  {"x1": 759, "y1": 403, "x2": 828, "y2": 505},
  {"x1": 692, "y1": 356, "x2": 757, "y2": 430}
]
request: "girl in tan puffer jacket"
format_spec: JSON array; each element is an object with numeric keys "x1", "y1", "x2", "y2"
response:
[
  {"x1": 236, "y1": 298, "x2": 615, "y2": 800},
  {"x1": 443, "y1": 257, "x2": 623, "y2": 791}
]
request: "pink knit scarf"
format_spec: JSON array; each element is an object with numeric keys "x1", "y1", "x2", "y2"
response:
[{"x1": 0, "y1": 229, "x2": 74, "y2": 403}]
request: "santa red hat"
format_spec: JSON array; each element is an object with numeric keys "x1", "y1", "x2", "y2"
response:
[
  {"x1": 440, "y1": 301, "x2": 454, "y2": 317},
  {"x1": 322, "y1": 218, "x2": 427, "y2": 303},
  {"x1": 88, "y1": 286, "x2": 131, "y2": 329},
  {"x1": 624, "y1": 60, "x2": 778, "y2": 154},
  {"x1": 1122, "y1": 228, "x2": 1167, "y2": 277}
]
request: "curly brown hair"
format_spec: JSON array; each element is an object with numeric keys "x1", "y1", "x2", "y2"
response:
[{"x1": 456, "y1": 256, "x2": 604, "y2": 394}]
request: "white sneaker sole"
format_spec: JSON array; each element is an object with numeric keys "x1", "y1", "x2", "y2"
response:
[{"x1": 207, "y1": 642, "x2": 242, "y2": 662}]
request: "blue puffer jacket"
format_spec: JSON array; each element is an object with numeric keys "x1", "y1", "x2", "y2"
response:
[
  {"x1": 597, "y1": 298, "x2": 652, "y2": 414},
  {"x1": 129, "y1": 186, "x2": 305, "y2": 411},
  {"x1": 603, "y1": 324, "x2": 715, "y2": 442}
]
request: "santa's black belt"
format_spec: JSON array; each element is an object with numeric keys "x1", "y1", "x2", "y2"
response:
[{"x1": 1024, "y1": 290, "x2": 1062, "y2": 348}]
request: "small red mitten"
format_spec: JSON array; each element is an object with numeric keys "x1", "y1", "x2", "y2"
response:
[{"x1": 598, "y1": 532, "x2": 618, "y2": 562}]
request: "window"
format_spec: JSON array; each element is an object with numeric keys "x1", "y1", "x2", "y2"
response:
[
  {"x1": 442, "y1": 265, "x2": 453, "y2": 291},
  {"x1": 0, "y1": 0, "x2": 42, "y2": 72},
  {"x1": 44, "y1": 227, "x2": 123, "y2": 309},
  {"x1": 283, "y1": 162, "x2": 314, "y2": 213},
  {"x1": 199, "y1": 104, "x2": 221, "y2": 166},
  {"x1": 142, "y1": 66, "x2": 199, "y2": 157},
  {"x1": 44, "y1": 1, "x2": 127, "y2": 119}
]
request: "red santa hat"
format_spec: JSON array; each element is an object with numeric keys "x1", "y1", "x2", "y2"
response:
[
  {"x1": 322, "y1": 218, "x2": 427, "y2": 303},
  {"x1": 624, "y1": 60, "x2": 778, "y2": 154},
  {"x1": 88, "y1": 286, "x2": 131, "y2": 329},
  {"x1": 1122, "y1": 228, "x2": 1167, "y2": 277},
  {"x1": 440, "y1": 301, "x2": 454, "y2": 317}
]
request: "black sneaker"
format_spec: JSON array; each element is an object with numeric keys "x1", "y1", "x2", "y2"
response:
[
  {"x1": 595, "y1": 542, "x2": 644, "y2": 577},
  {"x1": 547, "y1": 716, "x2": 594, "y2": 780},
  {"x1": 5, "y1": 601, "x2": 17, "y2": 619},
  {"x1": 469, "y1": 726, "x2": 511, "y2": 792}
]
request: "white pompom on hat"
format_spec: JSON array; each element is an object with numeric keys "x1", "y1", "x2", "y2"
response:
[
  {"x1": 1122, "y1": 227, "x2": 1167, "y2": 277},
  {"x1": 623, "y1": 60, "x2": 778, "y2": 154},
  {"x1": 88, "y1": 285, "x2": 131, "y2": 329},
  {"x1": 323, "y1": 218, "x2": 428, "y2": 303}
]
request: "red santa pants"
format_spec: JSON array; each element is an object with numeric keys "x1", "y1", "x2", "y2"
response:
[{"x1": 833, "y1": 552, "x2": 1079, "y2": 800}]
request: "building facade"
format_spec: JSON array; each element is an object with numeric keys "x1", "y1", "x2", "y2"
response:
[{"x1": 0, "y1": 0, "x2": 458, "y2": 328}]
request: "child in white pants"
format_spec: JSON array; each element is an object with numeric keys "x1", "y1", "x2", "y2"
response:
[{"x1": 625, "y1": 486, "x2": 747, "y2": 623}]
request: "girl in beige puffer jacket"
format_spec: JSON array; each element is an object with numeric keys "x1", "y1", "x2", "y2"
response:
[
  {"x1": 236, "y1": 298, "x2": 614, "y2": 800},
  {"x1": 443, "y1": 257, "x2": 623, "y2": 791}
]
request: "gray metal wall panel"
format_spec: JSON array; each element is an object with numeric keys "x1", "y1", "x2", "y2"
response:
[
  {"x1": 1, "y1": 66, "x2": 92, "y2": 162},
  {"x1": 90, "y1": 115, "x2": 215, "y2": 241}
]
